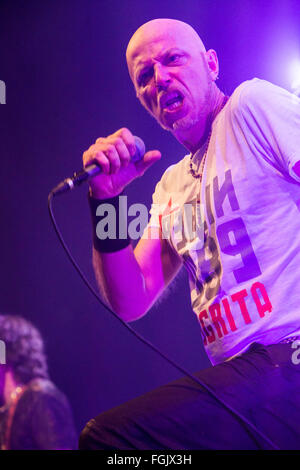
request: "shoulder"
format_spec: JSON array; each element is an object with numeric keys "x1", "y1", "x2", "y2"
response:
[
  {"x1": 229, "y1": 78, "x2": 294, "y2": 118},
  {"x1": 28, "y1": 378, "x2": 62, "y2": 395},
  {"x1": 232, "y1": 77, "x2": 278, "y2": 100},
  {"x1": 24, "y1": 379, "x2": 76, "y2": 436},
  {"x1": 21, "y1": 379, "x2": 71, "y2": 410},
  {"x1": 12, "y1": 379, "x2": 76, "y2": 450}
]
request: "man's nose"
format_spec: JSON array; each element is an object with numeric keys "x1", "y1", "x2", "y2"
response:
[{"x1": 154, "y1": 64, "x2": 171, "y2": 90}]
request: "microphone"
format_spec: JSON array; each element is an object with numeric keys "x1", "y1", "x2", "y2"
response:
[{"x1": 51, "y1": 136, "x2": 145, "y2": 196}]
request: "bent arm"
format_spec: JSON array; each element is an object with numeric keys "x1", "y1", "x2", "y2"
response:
[{"x1": 93, "y1": 226, "x2": 182, "y2": 322}]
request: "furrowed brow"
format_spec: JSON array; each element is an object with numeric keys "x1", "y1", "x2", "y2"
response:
[{"x1": 135, "y1": 48, "x2": 187, "y2": 83}]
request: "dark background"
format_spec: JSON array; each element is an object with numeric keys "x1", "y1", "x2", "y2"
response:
[{"x1": 0, "y1": 0, "x2": 299, "y2": 437}]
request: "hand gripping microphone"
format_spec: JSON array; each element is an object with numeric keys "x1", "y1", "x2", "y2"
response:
[{"x1": 51, "y1": 136, "x2": 145, "y2": 196}]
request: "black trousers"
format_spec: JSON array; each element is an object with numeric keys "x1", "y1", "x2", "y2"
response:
[{"x1": 79, "y1": 341, "x2": 300, "y2": 450}]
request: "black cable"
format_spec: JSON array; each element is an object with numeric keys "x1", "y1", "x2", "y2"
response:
[{"x1": 48, "y1": 190, "x2": 280, "y2": 450}]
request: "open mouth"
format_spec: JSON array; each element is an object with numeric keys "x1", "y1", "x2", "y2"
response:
[
  {"x1": 161, "y1": 92, "x2": 184, "y2": 111},
  {"x1": 166, "y1": 97, "x2": 183, "y2": 111}
]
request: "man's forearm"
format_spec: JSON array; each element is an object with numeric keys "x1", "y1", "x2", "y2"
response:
[{"x1": 92, "y1": 245, "x2": 151, "y2": 322}]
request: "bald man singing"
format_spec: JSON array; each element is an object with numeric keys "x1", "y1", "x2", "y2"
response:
[{"x1": 79, "y1": 19, "x2": 300, "y2": 449}]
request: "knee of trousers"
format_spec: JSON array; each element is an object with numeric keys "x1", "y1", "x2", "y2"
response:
[{"x1": 79, "y1": 418, "x2": 105, "y2": 450}]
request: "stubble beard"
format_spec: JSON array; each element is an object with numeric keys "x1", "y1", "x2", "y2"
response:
[
  {"x1": 171, "y1": 114, "x2": 198, "y2": 132},
  {"x1": 144, "y1": 99, "x2": 200, "y2": 132},
  {"x1": 156, "y1": 107, "x2": 199, "y2": 133},
  {"x1": 146, "y1": 80, "x2": 213, "y2": 134},
  {"x1": 171, "y1": 84, "x2": 212, "y2": 133}
]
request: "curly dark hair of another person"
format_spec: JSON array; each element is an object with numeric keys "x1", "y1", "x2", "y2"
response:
[{"x1": 0, "y1": 315, "x2": 49, "y2": 384}]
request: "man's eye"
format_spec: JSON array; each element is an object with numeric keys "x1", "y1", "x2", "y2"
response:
[
  {"x1": 167, "y1": 54, "x2": 180, "y2": 64},
  {"x1": 138, "y1": 70, "x2": 153, "y2": 86}
]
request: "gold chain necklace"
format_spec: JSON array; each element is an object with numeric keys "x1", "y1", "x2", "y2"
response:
[{"x1": 189, "y1": 95, "x2": 229, "y2": 180}]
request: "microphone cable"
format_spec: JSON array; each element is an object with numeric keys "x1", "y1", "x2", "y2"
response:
[{"x1": 48, "y1": 189, "x2": 280, "y2": 450}]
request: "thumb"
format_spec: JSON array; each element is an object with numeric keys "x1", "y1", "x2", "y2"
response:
[{"x1": 135, "y1": 150, "x2": 162, "y2": 176}]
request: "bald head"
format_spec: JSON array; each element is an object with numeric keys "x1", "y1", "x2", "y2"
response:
[
  {"x1": 125, "y1": 18, "x2": 220, "y2": 151},
  {"x1": 126, "y1": 19, "x2": 206, "y2": 80}
]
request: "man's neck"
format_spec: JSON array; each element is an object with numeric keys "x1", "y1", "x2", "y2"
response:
[{"x1": 174, "y1": 87, "x2": 227, "y2": 154}]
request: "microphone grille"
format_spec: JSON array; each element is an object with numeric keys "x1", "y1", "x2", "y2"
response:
[{"x1": 132, "y1": 136, "x2": 146, "y2": 163}]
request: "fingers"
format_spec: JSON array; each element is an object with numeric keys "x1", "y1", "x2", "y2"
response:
[
  {"x1": 83, "y1": 148, "x2": 110, "y2": 174},
  {"x1": 82, "y1": 128, "x2": 161, "y2": 184},
  {"x1": 83, "y1": 127, "x2": 136, "y2": 175},
  {"x1": 135, "y1": 150, "x2": 162, "y2": 176},
  {"x1": 114, "y1": 128, "x2": 137, "y2": 159}
]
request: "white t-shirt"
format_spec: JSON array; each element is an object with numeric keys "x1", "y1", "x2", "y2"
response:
[{"x1": 145, "y1": 78, "x2": 300, "y2": 365}]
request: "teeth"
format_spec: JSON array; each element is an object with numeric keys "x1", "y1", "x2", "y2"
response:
[
  {"x1": 168, "y1": 100, "x2": 182, "y2": 110},
  {"x1": 163, "y1": 93, "x2": 182, "y2": 109}
]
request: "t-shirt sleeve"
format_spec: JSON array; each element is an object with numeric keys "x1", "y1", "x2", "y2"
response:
[{"x1": 235, "y1": 79, "x2": 300, "y2": 182}]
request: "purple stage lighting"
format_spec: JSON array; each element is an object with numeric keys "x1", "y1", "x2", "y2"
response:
[{"x1": 290, "y1": 60, "x2": 300, "y2": 96}]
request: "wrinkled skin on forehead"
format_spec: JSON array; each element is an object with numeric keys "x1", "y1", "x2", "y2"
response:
[
  {"x1": 126, "y1": 19, "x2": 220, "y2": 152},
  {"x1": 126, "y1": 19, "x2": 207, "y2": 78}
]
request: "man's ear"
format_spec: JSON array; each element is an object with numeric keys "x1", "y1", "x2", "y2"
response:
[{"x1": 205, "y1": 49, "x2": 219, "y2": 81}]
